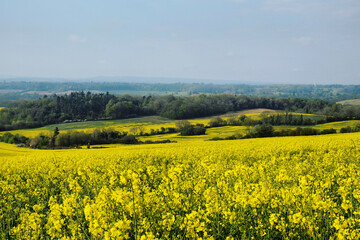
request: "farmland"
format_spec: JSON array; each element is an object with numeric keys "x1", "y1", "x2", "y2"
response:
[
  {"x1": 1, "y1": 103, "x2": 360, "y2": 239},
  {"x1": 1, "y1": 111, "x2": 358, "y2": 143},
  {"x1": 1, "y1": 132, "x2": 360, "y2": 239},
  {"x1": 2, "y1": 0, "x2": 360, "y2": 238}
]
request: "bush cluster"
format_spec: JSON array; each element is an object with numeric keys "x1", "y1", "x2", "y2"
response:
[
  {"x1": 340, "y1": 122, "x2": 360, "y2": 133},
  {"x1": 175, "y1": 121, "x2": 206, "y2": 136}
]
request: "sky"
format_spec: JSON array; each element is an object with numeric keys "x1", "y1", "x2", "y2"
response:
[{"x1": 0, "y1": 0, "x2": 359, "y2": 84}]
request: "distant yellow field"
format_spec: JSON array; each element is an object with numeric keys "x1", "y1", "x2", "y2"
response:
[
  {"x1": 314, "y1": 120, "x2": 360, "y2": 130},
  {"x1": 1, "y1": 133, "x2": 360, "y2": 239},
  {"x1": 275, "y1": 120, "x2": 360, "y2": 131},
  {"x1": 201, "y1": 108, "x2": 277, "y2": 118}
]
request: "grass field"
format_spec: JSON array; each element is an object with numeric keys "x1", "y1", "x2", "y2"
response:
[
  {"x1": 1, "y1": 110, "x2": 328, "y2": 139},
  {"x1": 2, "y1": 116, "x2": 358, "y2": 145},
  {"x1": 1, "y1": 116, "x2": 177, "y2": 138},
  {"x1": 1, "y1": 132, "x2": 360, "y2": 239},
  {"x1": 275, "y1": 120, "x2": 360, "y2": 131},
  {"x1": 337, "y1": 99, "x2": 360, "y2": 105}
]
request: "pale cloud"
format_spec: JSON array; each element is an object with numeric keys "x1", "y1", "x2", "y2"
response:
[
  {"x1": 293, "y1": 37, "x2": 313, "y2": 46},
  {"x1": 335, "y1": 8, "x2": 359, "y2": 18},
  {"x1": 262, "y1": 0, "x2": 322, "y2": 14},
  {"x1": 68, "y1": 34, "x2": 87, "y2": 43},
  {"x1": 263, "y1": 0, "x2": 299, "y2": 12},
  {"x1": 230, "y1": 0, "x2": 246, "y2": 3},
  {"x1": 170, "y1": 32, "x2": 179, "y2": 39},
  {"x1": 226, "y1": 50, "x2": 236, "y2": 57}
]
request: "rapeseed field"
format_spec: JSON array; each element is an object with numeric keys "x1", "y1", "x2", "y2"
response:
[{"x1": 1, "y1": 133, "x2": 360, "y2": 239}]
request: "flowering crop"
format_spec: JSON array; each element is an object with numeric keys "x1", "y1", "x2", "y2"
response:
[{"x1": 0, "y1": 133, "x2": 360, "y2": 239}]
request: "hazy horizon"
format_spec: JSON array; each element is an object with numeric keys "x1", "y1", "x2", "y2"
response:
[
  {"x1": 1, "y1": 75, "x2": 359, "y2": 86},
  {"x1": 0, "y1": 75, "x2": 282, "y2": 85},
  {"x1": 1, "y1": 0, "x2": 359, "y2": 85}
]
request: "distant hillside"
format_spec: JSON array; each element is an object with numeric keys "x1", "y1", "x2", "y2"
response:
[
  {"x1": 1, "y1": 80, "x2": 360, "y2": 106},
  {"x1": 337, "y1": 99, "x2": 360, "y2": 105}
]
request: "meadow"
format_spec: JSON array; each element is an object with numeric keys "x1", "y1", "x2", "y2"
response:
[{"x1": 1, "y1": 132, "x2": 360, "y2": 239}]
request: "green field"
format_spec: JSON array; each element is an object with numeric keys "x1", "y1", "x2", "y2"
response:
[{"x1": 34, "y1": 116, "x2": 173, "y2": 131}]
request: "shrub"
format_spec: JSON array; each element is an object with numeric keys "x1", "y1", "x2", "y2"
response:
[
  {"x1": 320, "y1": 128, "x2": 336, "y2": 134},
  {"x1": 251, "y1": 124, "x2": 274, "y2": 137},
  {"x1": 209, "y1": 117, "x2": 227, "y2": 127},
  {"x1": 353, "y1": 122, "x2": 360, "y2": 132},
  {"x1": 340, "y1": 126, "x2": 352, "y2": 133},
  {"x1": 120, "y1": 135, "x2": 138, "y2": 144},
  {"x1": 300, "y1": 128, "x2": 318, "y2": 136}
]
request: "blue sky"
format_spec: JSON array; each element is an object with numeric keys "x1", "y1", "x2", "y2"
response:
[{"x1": 0, "y1": 0, "x2": 359, "y2": 84}]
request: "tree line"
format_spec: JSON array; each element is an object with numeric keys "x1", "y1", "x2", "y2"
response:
[
  {"x1": 210, "y1": 122, "x2": 360, "y2": 141},
  {"x1": 0, "y1": 121, "x2": 206, "y2": 149},
  {"x1": 1, "y1": 92, "x2": 360, "y2": 131},
  {"x1": 1, "y1": 80, "x2": 360, "y2": 102},
  {"x1": 0, "y1": 127, "x2": 176, "y2": 149},
  {"x1": 207, "y1": 113, "x2": 325, "y2": 128}
]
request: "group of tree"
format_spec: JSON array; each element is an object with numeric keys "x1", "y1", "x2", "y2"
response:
[
  {"x1": 0, "y1": 128, "x2": 140, "y2": 149},
  {"x1": 261, "y1": 113, "x2": 325, "y2": 125},
  {"x1": 1, "y1": 92, "x2": 360, "y2": 131},
  {"x1": 149, "y1": 127, "x2": 177, "y2": 135},
  {"x1": 0, "y1": 120, "x2": 207, "y2": 148},
  {"x1": 175, "y1": 121, "x2": 206, "y2": 136},
  {"x1": 207, "y1": 113, "x2": 324, "y2": 129}
]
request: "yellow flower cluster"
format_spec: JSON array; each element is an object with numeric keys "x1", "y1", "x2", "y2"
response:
[{"x1": 0, "y1": 133, "x2": 360, "y2": 239}]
